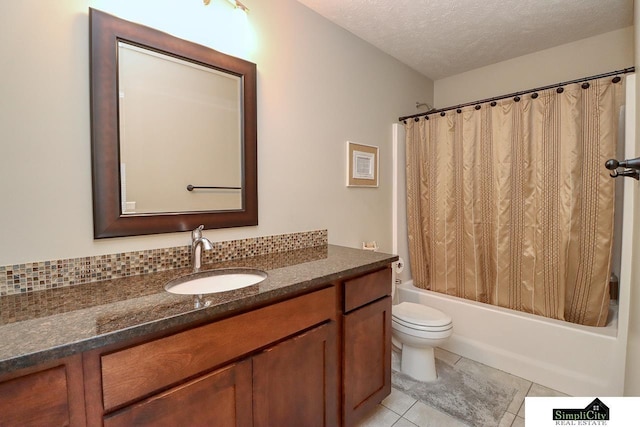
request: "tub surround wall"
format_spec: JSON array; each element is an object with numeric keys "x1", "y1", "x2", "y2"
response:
[
  {"x1": 0, "y1": 230, "x2": 327, "y2": 297},
  {"x1": 626, "y1": 0, "x2": 640, "y2": 396}
]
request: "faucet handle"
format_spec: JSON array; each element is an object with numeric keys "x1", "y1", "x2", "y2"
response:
[{"x1": 191, "y1": 224, "x2": 205, "y2": 240}]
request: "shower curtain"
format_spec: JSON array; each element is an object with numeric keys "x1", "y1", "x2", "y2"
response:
[{"x1": 404, "y1": 76, "x2": 624, "y2": 327}]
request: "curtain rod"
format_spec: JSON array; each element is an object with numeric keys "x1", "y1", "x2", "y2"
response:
[{"x1": 399, "y1": 67, "x2": 635, "y2": 122}]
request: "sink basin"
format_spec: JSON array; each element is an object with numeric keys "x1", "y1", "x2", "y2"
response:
[{"x1": 165, "y1": 268, "x2": 267, "y2": 295}]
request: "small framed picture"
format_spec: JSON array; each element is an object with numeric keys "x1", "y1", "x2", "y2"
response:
[{"x1": 347, "y1": 141, "x2": 378, "y2": 187}]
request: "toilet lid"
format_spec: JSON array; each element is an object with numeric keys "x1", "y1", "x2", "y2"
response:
[{"x1": 393, "y1": 302, "x2": 452, "y2": 327}]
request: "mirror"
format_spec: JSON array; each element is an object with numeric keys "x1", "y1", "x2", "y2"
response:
[
  {"x1": 118, "y1": 42, "x2": 244, "y2": 214},
  {"x1": 90, "y1": 8, "x2": 257, "y2": 238}
]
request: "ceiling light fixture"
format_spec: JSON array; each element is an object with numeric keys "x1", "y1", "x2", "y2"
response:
[
  {"x1": 226, "y1": 0, "x2": 249, "y2": 13},
  {"x1": 202, "y1": 0, "x2": 249, "y2": 13}
]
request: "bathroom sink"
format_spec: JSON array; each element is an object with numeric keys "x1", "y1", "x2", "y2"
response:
[{"x1": 164, "y1": 268, "x2": 267, "y2": 295}]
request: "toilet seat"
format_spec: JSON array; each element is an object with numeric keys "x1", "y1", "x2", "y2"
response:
[
  {"x1": 392, "y1": 302, "x2": 452, "y2": 331},
  {"x1": 392, "y1": 317, "x2": 452, "y2": 333},
  {"x1": 391, "y1": 302, "x2": 453, "y2": 382}
]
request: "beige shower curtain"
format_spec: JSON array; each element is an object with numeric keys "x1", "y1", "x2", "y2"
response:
[{"x1": 405, "y1": 77, "x2": 624, "y2": 327}]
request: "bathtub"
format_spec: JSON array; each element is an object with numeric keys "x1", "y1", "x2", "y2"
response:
[{"x1": 396, "y1": 280, "x2": 626, "y2": 396}]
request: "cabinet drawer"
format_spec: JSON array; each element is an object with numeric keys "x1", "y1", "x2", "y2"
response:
[
  {"x1": 104, "y1": 359, "x2": 252, "y2": 427},
  {"x1": 101, "y1": 286, "x2": 336, "y2": 411},
  {"x1": 343, "y1": 268, "x2": 391, "y2": 312}
]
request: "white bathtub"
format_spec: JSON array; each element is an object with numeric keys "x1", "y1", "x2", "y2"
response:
[{"x1": 396, "y1": 280, "x2": 626, "y2": 396}]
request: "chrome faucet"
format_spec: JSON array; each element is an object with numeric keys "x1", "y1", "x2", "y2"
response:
[{"x1": 191, "y1": 225, "x2": 213, "y2": 273}]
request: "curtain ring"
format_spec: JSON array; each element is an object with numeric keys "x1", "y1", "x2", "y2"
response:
[
  {"x1": 612, "y1": 76, "x2": 621, "y2": 83},
  {"x1": 414, "y1": 117, "x2": 419, "y2": 122},
  {"x1": 456, "y1": 109, "x2": 462, "y2": 114},
  {"x1": 556, "y1": 87, "x2": 564, "y2": 93},
  {"x1": 490, "y1": 101, "x2": 497, "y2": 107},
  {"x1": 531, "y1": 93, "x2": 538, "y2": 99},
  {"x1": 475, "y1": 105, "x2": 481, "y2": 110},
  {"x1": 425, "y1": 116, "x2": 429, "y2": 120},
  {"x1": 514, "y1": 96, "x2": 521, "y2": 102},
  {"x1": 581, "y1": 82, "x2": 590, "y2": 89},
  {"x1": 440, "y1": 112, "x2": 446, "y2": 117}
]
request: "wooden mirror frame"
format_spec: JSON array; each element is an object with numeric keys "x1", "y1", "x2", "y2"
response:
[{"x1": 90, "y1": 8, "x2": 257, "y2": 238}]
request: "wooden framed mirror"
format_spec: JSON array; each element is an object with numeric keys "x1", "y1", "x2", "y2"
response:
[{"x1": 90, "y1": 8, "x2": 257, "y2": 238}]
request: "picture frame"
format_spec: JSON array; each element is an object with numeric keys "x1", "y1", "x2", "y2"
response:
[{"x1": 346, "y1": 141, "x2": 379, "y2": 187}]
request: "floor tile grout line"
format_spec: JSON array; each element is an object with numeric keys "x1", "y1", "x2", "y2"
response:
[
  {"x1": 517, "y1": 382, "x2": 534, "y2": 416},
  {"x1": 393, "y1": 417, "x2": 419, "y2": 427},
  {"x1": 510, "y1": 414, "x2": 525, "y2": 427},
  {"x1": 382, "y1": 395, "x2": 419, "y2": 417},
  {"x1": 504, "y1": 380, "x2": 532, "y2": 418},
  {"x1": 403, "y1": 400, "x2": 418, "y2": 416}
]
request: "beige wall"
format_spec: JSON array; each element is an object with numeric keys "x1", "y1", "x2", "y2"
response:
[
  {"x1": 434, "y1": 26, "x2": 634, "y2": 108},
  {"x1": 626, "y1": 0, "x2": 640, "y2": 397},
  {"x1": 0, "y1": 0, "x2": 433, "y2": 265}
]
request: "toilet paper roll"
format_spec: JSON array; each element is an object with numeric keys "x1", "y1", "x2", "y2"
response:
[
  {"x1": 362, "y1": 241, "x2": 378, "y2": 251},
  {"x1": 395, "y1": 257, "x2": 405, "y2": 273}
]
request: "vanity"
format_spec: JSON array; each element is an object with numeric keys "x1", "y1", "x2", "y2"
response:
[{"x1": 0, "y1": 245, "x2": 397, "y2": 426}]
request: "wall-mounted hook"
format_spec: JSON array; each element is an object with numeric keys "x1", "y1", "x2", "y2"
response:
[{"x1": 605, "y1": 157, "x2": 640, "y2": 180}]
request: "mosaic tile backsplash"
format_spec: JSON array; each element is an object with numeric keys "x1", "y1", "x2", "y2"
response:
[{"x1": 0, "y1": 229, "x2": 327, "y2": 296}]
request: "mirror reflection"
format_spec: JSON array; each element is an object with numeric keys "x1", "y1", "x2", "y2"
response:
[{"x1": 118, "y1": 42, "x2": 243, "y2": 215}]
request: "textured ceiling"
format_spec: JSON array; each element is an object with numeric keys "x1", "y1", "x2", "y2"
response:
[{"x1": 295, "y1": 0, "x2": 633, "y2": 80}]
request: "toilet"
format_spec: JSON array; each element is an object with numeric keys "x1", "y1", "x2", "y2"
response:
[{"x1": 391, "y1": 301, "x2": 453, "y2": 382}]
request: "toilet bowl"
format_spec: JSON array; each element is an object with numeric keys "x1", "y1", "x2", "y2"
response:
[{"x1": 391, "y1": 301, "x2": 453, "y2": 382}]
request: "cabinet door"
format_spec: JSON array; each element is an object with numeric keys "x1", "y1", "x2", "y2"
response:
[
  {"x1": 343, "y1": 296, "x2": 392, "y2": 426},
  {"x1": 104, "y1": 359, "x2": 252, "y2": 427},
  {"x1": 253, "y1": 322, "x2": 338, "y2": 427},
  {"x1": 100, "y1": 286, "x2": 336, "y2": 411},
  {"x1": 0, "y1": 356, "x2": 85, "y2": 427}
]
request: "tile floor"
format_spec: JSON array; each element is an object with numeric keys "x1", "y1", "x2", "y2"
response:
[{"x1": 357, "y1": 348, "x2": 568, "y2": 427}]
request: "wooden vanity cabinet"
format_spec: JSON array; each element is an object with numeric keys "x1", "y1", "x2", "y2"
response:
[
  {"x1": 341, "y1": 268, "x2": 392, "y2": 426},
  {"x1": 103, "y1": 322, "x2": 337, "y2": 427},
  {"x1": 0, "y1": 264, "x2": 393, "y2": 427},
  {"x1": 0, "y1": 355, "x2": 86, "y2": 427},
  {"x1": 88, "y1": 286, "x2": 339, "y2": 427}
]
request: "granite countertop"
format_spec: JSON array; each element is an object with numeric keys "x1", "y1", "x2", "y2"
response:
[{"x1": 0, "y1": 245, "x2": 397, "y2": 374}]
